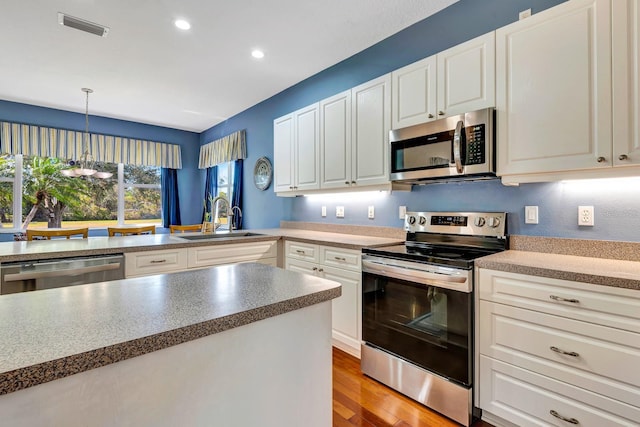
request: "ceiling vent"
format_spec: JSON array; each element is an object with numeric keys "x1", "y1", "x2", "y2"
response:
[{"x1": 58, "y1": 12, "x2": 110, "y2": 37}]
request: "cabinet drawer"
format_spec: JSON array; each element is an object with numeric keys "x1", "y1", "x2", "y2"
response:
[
  {"x1": 320, "y1": 246, "x2": 361, "y2": 272},
  {"x1": 285, "y1": 241, "x2": 319, "y2": 262},
  {"x1": 480, "y1": 356, "x2": 640, "y2": 426},
  {"x1": 285, "y1": 258, "x2": 319, "y2": 275},
  {"x1": 480, "y1": 300, "x2": 640, "y2": 408},
  {"x1": 188, "y1": 241, "x2": 277, "y2": 269},
  {"x1": 478, "y1": 269, "x2": 640, "y2": 332},
  {"x1": 125, "y1": 249, "x2": 188, "y2": 277}
]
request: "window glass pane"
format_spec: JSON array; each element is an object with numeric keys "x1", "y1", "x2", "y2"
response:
[
  {"x1": 0, "y1": 155, "x2": 15, "y2": 178},
  {"x1": 124, "y1": 187, "x2": 161, "y2": 224},
  {"x1": 0, "y1": 181, "x2": 13, "y2": 228},
  {"x1": 217, "y1": 163, "x2": 228, "y2": 187},
  {"x1": 124, "y1": 164, "x2": 160, "y2": 185}
]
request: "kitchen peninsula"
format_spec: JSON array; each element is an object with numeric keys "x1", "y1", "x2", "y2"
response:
[{"x1": 0, "y1": 263, "x2": 341, "y2": 427}]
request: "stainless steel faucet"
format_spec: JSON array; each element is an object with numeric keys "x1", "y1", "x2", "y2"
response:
[
  {"x1": 210, "y1": 195, "x2": 230, "y2": 233},
  {"x1": 230, "y1": 206, "x2": 242, "y2": 230}
]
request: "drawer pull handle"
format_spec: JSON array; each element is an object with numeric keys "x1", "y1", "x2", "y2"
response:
[
  {"x1": 549, "y1": 295, "x2": 580, "y2": 304},
  {"x1": 550, "y1": 410, "x2": 579, "y2": 424},
  {"x1": 318, "y1": 268, "x2": 324, "y2": 273},
  {"x1": 150, "y1": 259, "x2": 167, "y2": 264},
  {"x1": 550, "y1": 346, "x2": 579, "y2": 358},
  {"x1": 334, "y1": 256, "x2": 346, "y2": 261},
  {"x1": 296, "y1": 250, "x2": 306, "y2": 255},
  {"x1": 312, "y1": 267, "x2": 318, "y2": 271}
]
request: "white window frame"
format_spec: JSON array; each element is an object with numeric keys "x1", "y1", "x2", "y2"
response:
[{"x1": 117, "y1": 163, "x2": 162, "y2": 226}]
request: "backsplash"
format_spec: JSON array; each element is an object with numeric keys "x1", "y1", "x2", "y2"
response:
[{"x1": 288, "y1": 178, "x2": 640, "y2": 242}]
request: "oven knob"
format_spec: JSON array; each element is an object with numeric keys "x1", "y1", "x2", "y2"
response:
[
  {"x1": 474, "y1": 217, "x2": 486, "y2": 227},
  {"x1": 488, "y1": 217, "x2": 501, "y2": 228},
  {"x1": 407, "y1": 216, "x2": 417, "y2": 225},
  {"x1": 419, "y1": 216, "x2": 427, "y2": 225}
]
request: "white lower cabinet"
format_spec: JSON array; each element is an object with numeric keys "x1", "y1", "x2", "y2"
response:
[
  {"x1": 477, "y1": 268, "x2": 640, "y2": 426},
  {"x1": 187, "y1": 241, "x2": 277, "y2": 269},
  {"x1": 125, "y1": 241, "x2": 278, "y2": 278},
  {"x1": 285, "y1": 241, "x2": 362, "y2": 357},
  {"x1": 125, "y1": 248, "x2": 188, "y2": 278}
]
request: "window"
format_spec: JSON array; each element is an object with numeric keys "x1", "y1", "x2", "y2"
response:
[
  {"x1": 215, "y1": 161, "x2": 234, "y2": 230},
  {"x1": 0, "y1": 155, "x2": 162, "y2": 230}
]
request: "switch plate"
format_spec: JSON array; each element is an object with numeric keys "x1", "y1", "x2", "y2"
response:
[
  {"x1": 519, "y1": 8, "x2": 532, "y2": 20},
  {"x1": 368, "y1": 206, "x2": 375, "y2": 219},
  {"x1": 336, "y1": 206, "x2": 345, "y2": 218},
  {"x1": 578, "y1": 206, "x2": 594, "y2": 226},
  {"x1": 525, "y1": 206, "x2": 539, "y2": 224},
  {"x1": 321, "y1": 206, "x2": 326, "y2": 217},
  {"x1": 399, "y1": 206, "x2": 407, "y2": 219}
]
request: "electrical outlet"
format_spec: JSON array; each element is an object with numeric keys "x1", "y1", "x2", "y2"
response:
[
  {"x1": 336, "y1": 206, "x2": 345, "y2": 218},
  {"x1": 519, "y1": 8, "x2": 532, "y2": 20},
  {"x1": 368, "y1": 206, "x2": 375, "y2": 219},
  {"x1": 321, "y1": 206, "x2": 326, "y2": 217},
  {"x1": 399, "y1": 206, "x2": 407, "y2": 219},
  {"x1": 525, "y1": 206, "x2": 539, "y2": 224},
  {"x1": 578, "y1": 205, "x2": 594, "y2": 226}
]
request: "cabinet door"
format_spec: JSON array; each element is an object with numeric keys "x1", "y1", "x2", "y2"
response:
[
  {"x1": 294, "y1": 103, "x2": 320, "y2": 191},
  {"x1": 613, "y1": 0, "x2": 640, "y2": 166},
  {"x1": 496, "y1": 0, "x2": 612, "y2": 175},
  {"x1": 321, "y1": 265, "x2": 361, "y2": 349},
  {"x1": 273, "y1": 113, "x2": 295, "y2": 192},
  {"x1": 437, "y1": 32, "x2": 495, "y2": 117},
  {"x1": 352, "y1": 74, "x2": 392, "y2": 186},
  {"x1": 320, "y1": 90, "x2": 352, "y2": 189},
  {"x1": 391, "y1": 56, "x2": 437, "y2": 129}
]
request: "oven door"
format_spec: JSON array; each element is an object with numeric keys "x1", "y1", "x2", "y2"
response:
[{"x1": 362, "y1": 255, "x2": 473, "y2": 386}]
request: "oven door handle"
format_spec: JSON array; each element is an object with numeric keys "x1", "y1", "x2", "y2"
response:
[
  {"x1": 453, "y1": 120, "x2": 464, "y2": 174},
  {"x1": 362, "y1": 259, "x2": 471, "y2": 293}
]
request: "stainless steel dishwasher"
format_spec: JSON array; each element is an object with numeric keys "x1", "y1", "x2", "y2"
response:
[{"x1": 0, "y1": 254, "x2": 125, "y2": 295}]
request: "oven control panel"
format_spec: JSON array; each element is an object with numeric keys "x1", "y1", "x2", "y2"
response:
[{"x1": 405, "y1": 211, "x2": 507, "y2": 237}]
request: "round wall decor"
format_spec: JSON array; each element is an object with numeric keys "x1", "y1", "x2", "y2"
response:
[{"x1": 253, "y1": 156, "x2": 273, "y2": 191}]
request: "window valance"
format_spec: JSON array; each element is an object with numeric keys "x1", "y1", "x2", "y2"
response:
[
  {"x1": 0, "y1": 121, "x2": 182, "y2": 169},
  {"x1": 198, "y1": 129, "x2": 246, "y2": 169}
]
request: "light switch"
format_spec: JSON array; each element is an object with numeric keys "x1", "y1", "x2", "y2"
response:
[
  {"x1": 368, "y1": 206, "x2": 375, "y2": 219},
  {"x1": 525, "y1": 206, "x2": 538, "y2": 224},
  {"x1": 399, "y1": 206, "x2": 407, "y2": 219},
  {"x1": 321, "y1": 206, "x2": 326, "y2": 217},
  {"x1": 336, "y1": 206, "x2": 344, "y2": 218}
]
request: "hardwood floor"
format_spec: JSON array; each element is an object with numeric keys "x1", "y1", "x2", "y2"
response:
[{"x1": 333, "y1": 348, "x2": 493, "y2": 427}]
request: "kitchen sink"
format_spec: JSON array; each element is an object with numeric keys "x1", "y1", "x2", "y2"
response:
[{"x1": 174, "y1": 232, "x2": 266, "y2": 241}]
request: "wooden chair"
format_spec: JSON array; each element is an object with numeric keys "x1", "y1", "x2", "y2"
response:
[
  {"x1": 169, "y1": 224, "x2": 203, "y2": 233},
  {"x1": 26, "y1": 227, "x2": 89, "y2": 241},
  {"x1": 107, "y1": 225, "x2": 156, "y2": 237}
]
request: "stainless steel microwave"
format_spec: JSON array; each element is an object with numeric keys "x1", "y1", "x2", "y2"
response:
[{"x1": 389, "y1": 108, "x2": 495, "y2": 183}]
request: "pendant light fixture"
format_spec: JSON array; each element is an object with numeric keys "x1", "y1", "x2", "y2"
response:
[{"x1": 61, "y1": 88, "x2": 113, "y2": 179}]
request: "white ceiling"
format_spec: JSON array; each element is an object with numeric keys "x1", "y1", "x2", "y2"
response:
[{"x1": 0, "y1": 0, "x2": 458, "y2": 132}]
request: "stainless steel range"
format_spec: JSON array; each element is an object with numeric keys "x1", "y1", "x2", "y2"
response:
[{"x1": 361, "y1": 211, "x2": 507, "y2": 426}]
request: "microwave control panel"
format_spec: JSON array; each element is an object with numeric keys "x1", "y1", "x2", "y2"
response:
[{"x1": 465, "y1": 124, "x2": 485, "y2": 165}]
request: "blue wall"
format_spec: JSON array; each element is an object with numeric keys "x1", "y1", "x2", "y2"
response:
[{"x1": 0, "y1": 100, "x2": 202, "y2": 227}]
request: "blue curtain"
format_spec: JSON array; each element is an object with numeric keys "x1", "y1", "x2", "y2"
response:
[
  {"x1": 202, "y1": 166, "x2": 218, "y2": 223},
  {"x1": 231, "y1": 159, "x2": 243, "y2": 230},
  {"x1": 161, "y1": 168, "x2": 181, "y2": 227}
]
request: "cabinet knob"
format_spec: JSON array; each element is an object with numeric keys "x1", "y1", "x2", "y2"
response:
[
  {"x1": 596, "y1": 156, "x2": 606, "y2": 163},
  {"x1": 619, "y1": 154, "x2": 629, "y2": 161},
  {"x1": 311, "y1": 267, "x2": 318, "y2": 271},
  {"x1": 428, "y1": 113, "x2": 434, "y2": 119},
  {"x1": 318, "y1": 268, "x2": 324, "y2": 273},
  {"x1": 289, "y1": 186, "x2": 293, "y2": 189},
  {"x1": 351, "y1": 181, "x2": 356, "y2": 184},
  {"x1": 345, "y1": 181, "x2": 350, "y2": 185},
  {"x1": 438, "y1": 110, "x2": 445, "y2": 116}
]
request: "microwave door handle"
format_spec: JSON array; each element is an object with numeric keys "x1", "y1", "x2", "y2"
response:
[{"x1": 453, "y1": 120, "x2": 464, "y2": 174}]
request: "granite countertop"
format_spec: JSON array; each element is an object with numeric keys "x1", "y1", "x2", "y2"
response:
[
  {"x1": 0, "y1": 262, "x2": 341, "y2": 396},
  {"x1": 476, "y1": 250, "x2": 640, "y2": 290},
  {"x1": 0, "y1": 228, "x2": 403, "y2": 263}
]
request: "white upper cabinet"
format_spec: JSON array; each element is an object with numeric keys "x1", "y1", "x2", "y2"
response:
[
  {"x1": 391, "y1": 32, "x2": 495, "y2": 129},
  {"x1": 351, "y1": 74, "x2": 392, "y2": 186},
  {"x1": 391, "y1": 56, "x2": 437, "y2": 129},
  {"x1": 437, "y1": 32, "x2": 495, "y2": 118},
  {"x1": 613, "y1": 0, "x2": 640, "y2": 167},
  {"x1": 273, "y1": 103, "x2": 320, "y2": 193},
  {"x1": 320, "y1": 90, "x2": 352, "y2": 189},
  {"x1": 495, "y1": 0, "x2": 640, "y2": 183},
  {"x1": 497, "y1": 0, "x2": 612, "y2": 179}
]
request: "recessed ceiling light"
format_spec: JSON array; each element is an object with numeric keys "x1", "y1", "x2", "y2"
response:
[
  {"x1": 251, "y1": 49, "x2": 265, "y2": 59},
  {"x1": 174, "y1": 19, "x2": 191, "y2": 30}
]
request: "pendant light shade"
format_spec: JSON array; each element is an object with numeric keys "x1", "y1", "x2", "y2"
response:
[{"x1": 62, "y1": 88, "x2": 113, "y2": 179}]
